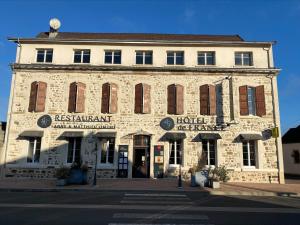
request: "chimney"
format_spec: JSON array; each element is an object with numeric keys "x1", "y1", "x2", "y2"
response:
[{"x1": 49, "y1": 18, "x2": 61, "y2": 38}]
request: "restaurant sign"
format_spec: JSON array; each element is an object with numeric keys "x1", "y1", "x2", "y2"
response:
[
  {"x1": 160, "y1": 117, "x2": 226, "y2": 131},
  {"x1": 37, "y1": 114, "x2": 115, "y2": 129}
]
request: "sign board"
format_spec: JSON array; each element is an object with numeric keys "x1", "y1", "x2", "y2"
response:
[
  {"x1": 272, "y1": 127, "x2": 279, "y2": 138},
  {"x1": 154, "y1": 145, "x2": 164, "y2": 178},
  {"x1": 117, "y1": 145, "x2": 128, "y2": 178}
]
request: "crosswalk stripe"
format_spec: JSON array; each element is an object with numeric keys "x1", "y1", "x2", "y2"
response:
[
  {"x1": 122, "y1": 197, "x2": 191, "y2": 201},
  {"x1": 120, "y1": 200, "x2": 193, "y2": 205},
  {"x1": 108, "y1": 223, "x2": 215, "y2": 225},
  {"x1": 113, "y1": 213, "x2": 209, "y2": 220},
  {"x1": 124, "y1": 194, "x2": 187, "y2": 198}
]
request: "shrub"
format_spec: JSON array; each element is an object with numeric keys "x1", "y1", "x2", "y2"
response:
[{"x1": 208, "y1": 165, "x2": 229, "y2": 182}]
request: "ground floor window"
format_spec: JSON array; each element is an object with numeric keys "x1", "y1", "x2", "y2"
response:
[
  {"x1": 67, "y1": 137, "x2": 82, "y2": 164},
  {"x1": 100, "y1": 137, "x2": 115, "y2": 164},
  {"x1": 242, "y1": 140, "x2": 256, "y2": 167},
  {"x1": 169, "y1": 140, "x2": 183, "y2": 165},
  {"x1": 27, "y1": 137, "x2": 41, "y2": 163},
  {"x1": 202, "y1": 139, "x2": 216, "y2": 166}
]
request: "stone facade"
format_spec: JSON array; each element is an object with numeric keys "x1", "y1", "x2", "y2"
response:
[{"x1": 1, "y1": 26, "x2": 284, "y2": 183}]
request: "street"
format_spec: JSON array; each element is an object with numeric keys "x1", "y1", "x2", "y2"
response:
[{"x1": 0, "y1": 191, "x2": 299, "y2": 225}]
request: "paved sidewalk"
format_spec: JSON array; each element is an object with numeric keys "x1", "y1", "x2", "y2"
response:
[{"x1": 0, "y1": 178, "x2": 300, "y2": 197}]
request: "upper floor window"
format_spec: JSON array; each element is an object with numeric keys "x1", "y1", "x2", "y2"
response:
[
  {"x1": 105, "y1": 50, "x2": 121, "y2": 64},
  {"x1": 28, "y1": 81, "x2": 47, "y2": 112},
  {"x1": 67, "y1": 137, "x2": 82, "y2": 164},
  {"x1": 167, "y1": 51, "x2": 184, "y2": 65},
  {"x1": 200, "y1": 84, "x2": 216, "y2": 115},
  {"x1": 99, "y1": 137, "x2": 115, "y2": 164},
  {"x1": 135, "y1": 83, "x2": 151, "y2": 114},
  {"x1": 235, "y1": 52, "x2": 253, "y2": 66},
  {"x1": 101, "y1": 83, "x2": 118, "y2": 114},
  {"x1": 202, "y1": 139, "x2": 216, "y2": 166},
  {"x1": 167, "y1": 84, "x2": 184, "y2": 115},
  {"x1": 198, "y1": 52, "x2": 215, "y2": 65},
  {"x1": 74, "y1": 50, "x2": 90, "y2": 63},
  {"x1": 27, "y1": 137, "x2": 41, "y2": 163},
  {"x1": 36, "y1": 49, "x2": 53, "y2": 63},
  {"x1": 239, "y1": 85, "x2": 266, "y2": 116},
  {"x1": 136, "y1": 51, "x2": 153, "y2": 65},
  {"x1": 68, "y1": 82, "x2": 86, "y2": 113},
  {"x1": 242, "y1": 140, "x2": 256, "y2": 167}
]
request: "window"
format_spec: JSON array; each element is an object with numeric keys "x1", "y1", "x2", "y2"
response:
[
  {"x1": 292, "y1": 150, "x2": 300, "y2": 164},
  {"x1": 36, "y1": 49, "x2": 53, "y2": 63},
  {"x1": 28, "y1": 81, "x2": 47, "y2": 112},
  {"x1": 101, "y1": 83, "x2": 118, "y2": 114},
  {"x1": 74, "y1": 50, "x2": 90, "y2": 63},
  {"x1": 136, "y1": 51, "x2": 153, "y2": 65},
  {"x1": 27, "y1": 137, "x2": 41, "y2": 163},
  {"x1": 239, "y1": 85, "x2": 266, "y2": 116},
  {"x1": 135, "y1": 83, "x2": 151, "y2": 114},
  {"x1": 242, "y1": 140, "x2": 256, "y2": 167},
  {"x1": 235, "y1": 52, "x2": 253, "y2": 66},
  {"x1": 100, "y1": 138, "x2": 115, "y2": 164},
  {"x1": 67, "y1": 137, "x2": 82, "y2": 164},
  {"x1": 169, "y1": 140, "x2": 183, "y2": 165},
  {"x1": 167, "y1": 84, "x2": 184, "y2": 115},
  {"x1": 167, "y1": 51, "x2": 184, "y2": 65},
  {"x1": 200, "y1": 84, "x2": 216, "y2": 115},
  {"x1": 68, "y1": 82, "x2": 86, "y2": 113},
  {"x1": 202, "y1": 140, "x2": 216, "y2": 166},
  {"x1": 198, "y1": 52, "x2": 215, "y2": 65},
  {"x1": 105, "y1": 50, "x2": 121, "y2": 64}
]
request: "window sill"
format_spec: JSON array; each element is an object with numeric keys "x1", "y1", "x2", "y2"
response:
[
  {"x1": 242, "y1": 166, "x2": 257, "y2": 171},
  {"x1": 169, "y1": 164, "x2": 180, "y2": 168},
  {"x1": 165, "y1": 64, "x2": 185, "y2": 67},
  {"x1": 195, "y1": 65, "x2": 217, "y2": 67},
  {"x1": 240, "y1": 115, "x2": 261, "y2": 119},
  {"x1": 233, "y1": 65, "x2": 255, "y2": 68}
]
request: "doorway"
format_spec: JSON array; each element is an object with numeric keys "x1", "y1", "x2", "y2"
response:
[{"x1": 132, "y1": 135, "x2": 150, "y2": 178}]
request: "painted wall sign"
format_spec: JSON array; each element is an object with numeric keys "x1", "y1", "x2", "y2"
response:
[
  {"x1": 37, "y1": 114, "x2": 115, "y2": 129},
  {"x1": 160, "y1": 117, "x2": 226, "y2": 131}
]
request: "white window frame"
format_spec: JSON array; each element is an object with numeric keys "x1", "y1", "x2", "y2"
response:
[
  {"x1": 27, "y1": 137, "x2": 41, "y2": 164},
  {"x1": 247, "y1": 86, "x2": 256, "y2": 115},
  {"x1": 242, "y1": 140, "x2": 256, "y2": 168},
  {"x1": 167, "y1": 51, "x2": 184, "y2": 65},
  {"x1": 99, "y1": 139, "x2": 114, "y2": 164},
  {"x1": 235, "y1": 52, "x2": 253, "y2": 66},
  {"x1": 36, "y1": 49, "x2": 53, "y2": 63},
  {"x1": 74, "y1": 49, "x2": 90, "y2": 64},
  {"x1": 104, "y1": 50, "x2": 121, "y2": 64},
  {"x1": 203, "y1": 139, "x2": 216, "y2": 167},
  {"x1": 135, "y1": 51, "x2": 153, "y2": 65},
  {"x1": 67, "y1": 138, "x2": 81, "y2": 164},
  {"x1": 197, "y1": 51, "x2": 215, "y2": 65},
  {"x1": 169, "y1": 140, "x2": 182, "y2": 166}
]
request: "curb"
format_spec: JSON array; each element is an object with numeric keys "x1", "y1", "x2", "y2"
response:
[{"x1": 209, "y1": 190, "x2": 300, "y2": 197}]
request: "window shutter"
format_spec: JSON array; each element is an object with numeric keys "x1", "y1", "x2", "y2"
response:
[
  {"x1": 255, "y1": 85, "x2": 266, "y2": 116},
  {"x1": 167, "y1": 84, "x2": 176, "y2": 114},
  {"x1": 200, "y1": 84, "x2": 209, "y2": 115},
  {"x1": 208, "y1": 85, "x2": 216, "y2": 115},
  {"x1": 109, "y1": 83, "x2": 118, "y2": 114},
  {"x1": 176, "y1": 84, "x2": 184, "y2": 115},
  {"x1": 68, "y1": 82, "x2": 77, "y2": 113},
  {"x1": 143, "y1": 84, "x2": 151, "y2": 114},
  {"x1": 101, "y1": 83, "x2": 110, "y2": 113},
  {"x1": 75, "y1": 82, "x2": 86, "y2": 113},
  {"x1": 239, "y1": 85, "x2": 249, "y2": 115},
  {"x1": 135, "y1": 83, "x2": 143, "y2": 113},
  {"x1": 28, "y1": 82, "x2": 38, "y2": 112},
  {"x1": 35, "y1": 82, "x2": 47, "y2": 112}
]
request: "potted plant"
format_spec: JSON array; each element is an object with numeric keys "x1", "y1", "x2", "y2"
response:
[
  {"x1": 208, "y1": 165, "x2": 229, "y2": 189},
  {"x1": 194, "y1": 152, "x2": 209, "y2": 187},
  {"x1": 188, "y1": 167, "x2": 197, "y2": 187},
  {"x1": 55, "y1": 166, "x2": 70, "y2": 186},
  {"x1": 68, "y1": 161, "x2": 89, "y2": 185}
]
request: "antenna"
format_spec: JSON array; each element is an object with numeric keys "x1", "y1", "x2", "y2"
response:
[{"x1": 49, "y1": 18, "x2": 61, "y2": 31}]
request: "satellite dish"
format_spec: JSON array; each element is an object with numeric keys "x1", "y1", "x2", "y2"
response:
[{"x1": 49, "y1": 18, "x2": 61, "y2": 31}]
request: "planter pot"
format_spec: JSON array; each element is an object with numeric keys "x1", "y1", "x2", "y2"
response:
[
  {"x1": 67, "y1": 169, "x2": 88, "y2": 185},
  {"x1": 195, "y1": 171, "x2": 208, "y2": 187},
  {"x1": 190, "y1": 175, "x2": 197, "y2": 187},
  {"x1": 211, "y1": 181, "x2": 220, "y2": 189},
  {"x1": 56, "y1": 179, "x2": 67, "y2": 186}
]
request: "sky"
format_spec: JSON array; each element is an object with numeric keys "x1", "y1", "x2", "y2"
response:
[{"x1": 0, "y1": 0, "x2": 299, "y2": 134}]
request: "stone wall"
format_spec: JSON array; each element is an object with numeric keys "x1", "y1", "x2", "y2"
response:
[{"x1": 3, "y1": 70, "x2": 281, "y2": 183}]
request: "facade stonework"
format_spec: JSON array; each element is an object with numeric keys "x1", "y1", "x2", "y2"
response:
[{"x1": 1, "y1": 27, "x2": 284, "y2": 183}]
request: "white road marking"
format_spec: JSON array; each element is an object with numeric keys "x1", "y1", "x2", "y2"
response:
[
  {"x1": 0, "y1": 203, "x2": 299, "y2": 214},
  {"x1": 120, "y1": 200, "x2": 194, "y2": 205},
  {"x1": 124, "y1": 194, "x2": 187, "y2": 197},
  {"x1": 113, "y1": 213, "x2": 208, "y2": 220},
  {"x1": 108, "y1": 224, "x2": 215, "y2": 225}
]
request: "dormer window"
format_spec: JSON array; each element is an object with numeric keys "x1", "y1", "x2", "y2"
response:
[
  {"x1": 74, "y1": 50, "x2": 90, "y2": 63},
  {"x1": 36, "y1": 49, "x2": 53, "y2": 63}
]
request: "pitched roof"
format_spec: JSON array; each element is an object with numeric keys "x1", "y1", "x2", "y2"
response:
[
  {"x1": 35, "y1": 32, "x2": 244, "y2": 42},
  {"x1": 282, "y1": 125, "x2": 300, "y2": 144}
]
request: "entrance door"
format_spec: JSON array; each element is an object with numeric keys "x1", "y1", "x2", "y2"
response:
[{"x1": 132, "y1": 135, "x2": 150, "y2": 178}]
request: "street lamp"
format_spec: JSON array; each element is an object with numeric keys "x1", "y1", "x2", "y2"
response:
[
  {"x1": 93, "y1": 136, "x2": 98, "y2": 186},
  {"x1": 177, "y1": 144, "x2": 183, "y2": 189}
]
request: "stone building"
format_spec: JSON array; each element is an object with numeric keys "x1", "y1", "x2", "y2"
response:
[
  {"x1": 1, "y1": 19, "x2": 284, "y2": 183},
  {"x1": 282, "y1": 125, "x2": 300, "y2": 176}
]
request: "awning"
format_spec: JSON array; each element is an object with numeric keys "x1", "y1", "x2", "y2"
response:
[
  {"x1": 159, "y1": 132, "x2": 187, "y2": 141},
  {"x1": 19, "y1": 130, "x2": 44, "y2": 138},
  {"x1": 192, "y1": 133, "x2": 222, "y2": 142},
  {"x1": 239, "y1": 133, "x2": 263, "y2": 141},
  {"x1": 121, "y1": 129, "x2": 153, "y2": 139},
  {"x1": 95, "y1": 132, "x2": 116, "y2": 138},
  {"x1": 59, "y1": 131, "x2": 84, "y2": 139}
]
